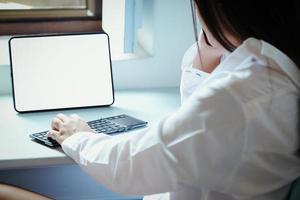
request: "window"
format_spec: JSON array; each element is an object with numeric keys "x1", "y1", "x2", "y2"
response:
[
  {"x1": 0, "y1": 0, "x2": 102, "y2": 35},
  {"x1": 102, "y1": 0, "x2": 147, "y2": 58},
  {"x1": 0, "y1": 0, "x2": 147, "y2": 63}
]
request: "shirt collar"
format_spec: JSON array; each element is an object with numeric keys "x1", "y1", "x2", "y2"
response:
[{"x1": 213, "y1": 38, "x2": 300, "y2": 89}]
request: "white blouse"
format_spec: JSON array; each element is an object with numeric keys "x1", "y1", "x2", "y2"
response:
[{"x1": 62, "y1": 38, "x2": 300, "y2": 200}]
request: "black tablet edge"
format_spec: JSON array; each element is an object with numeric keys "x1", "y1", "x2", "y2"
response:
[{"x1": 8, "y1": 31, "x2": 115, "y2": 113}]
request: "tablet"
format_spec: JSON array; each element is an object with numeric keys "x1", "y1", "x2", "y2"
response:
[{"x1": 9, "y1": 32, "x2": 114, "y2": 113}]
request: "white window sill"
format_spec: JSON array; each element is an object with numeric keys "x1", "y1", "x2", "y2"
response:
[{"x1": 112, "y1": 44, "x2": 150, "y2": 61}]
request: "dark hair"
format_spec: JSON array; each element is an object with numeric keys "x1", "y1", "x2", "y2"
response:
[
  {"x1": 192, "y1": 0, "x2": 300, "y2": 151},
  {"x1": 193, "y1": 0, "x2": 300, "y2": 67}
]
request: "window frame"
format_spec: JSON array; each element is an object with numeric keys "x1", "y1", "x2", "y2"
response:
[{"x1": 0, "y1": 0, "x2": 102, "y2": 35}]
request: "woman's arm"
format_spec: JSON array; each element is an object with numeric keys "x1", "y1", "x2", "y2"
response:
[{"x1": 48, "y1": 86, "x2": 245, "y2": 196}]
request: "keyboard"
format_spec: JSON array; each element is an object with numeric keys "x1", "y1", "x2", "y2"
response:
[{"x1": 30, "y1": 114, "x2": 148, "y2": 147}]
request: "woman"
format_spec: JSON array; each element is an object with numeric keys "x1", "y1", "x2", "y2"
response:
[{"x1": 45, "y1": 0, "x2": 300, "y2": 199}]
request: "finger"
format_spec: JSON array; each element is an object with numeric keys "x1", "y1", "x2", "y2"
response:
[
  {"x1": 56, "y1": 113, "x2": 68, "y2": 122},
  {"x1": 47, "y1": 130, "x2": 60, "y2": 141},
  {"x1": 70, "y1": 113, "x2": 81, "y2": 120},
  {"x1": 51, "y1": 117, "x2": 63, "y2": 130}
]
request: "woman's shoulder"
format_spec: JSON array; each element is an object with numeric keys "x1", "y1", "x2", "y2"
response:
[
  {"x1": 203, "y1": 62, "x2": 296, "y2": 107},
  {"x1": 202, "y1": 38, "x2": 300, "y2": 104}
]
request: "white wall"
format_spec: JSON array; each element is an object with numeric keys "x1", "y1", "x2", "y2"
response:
[
  {"x1": 112, "y1": 0, "x2": 195, "y2": 89},
  {"x1": 0, "y1": 1, "x2": 195, "y2": 198},
  {"x1": 0, "y1": 0, "x2": 195, "y2": 95}
]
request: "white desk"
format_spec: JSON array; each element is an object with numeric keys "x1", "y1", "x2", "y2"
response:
[{"x1": 0, "y1": 88, "x2": 180, "y2": 170}]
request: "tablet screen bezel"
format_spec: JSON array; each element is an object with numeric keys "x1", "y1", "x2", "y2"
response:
[{"x1": 9, "y1": 32, "x2": 114, "y2": 113}]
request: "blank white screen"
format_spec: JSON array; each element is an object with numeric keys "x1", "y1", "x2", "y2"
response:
[{"x1": 10, "y1": 33, "x2": 114, "y2": 112}]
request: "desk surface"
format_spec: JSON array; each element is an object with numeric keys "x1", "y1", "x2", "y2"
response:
[{"x1": 0, "y1": 88, "x2": 180, "y2": 170}]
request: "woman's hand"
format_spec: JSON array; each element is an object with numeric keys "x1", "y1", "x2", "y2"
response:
[
  {"x1": 193, "y1": 30, "x2": 226, "y2": 73},
  {"x1": 47, "y1": 113, "x2": 94, "y2": 144}
]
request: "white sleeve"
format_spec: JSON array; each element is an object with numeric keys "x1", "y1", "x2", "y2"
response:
[{"x1": 62, "y1": 86, "x2": 246, "y2": 196}]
